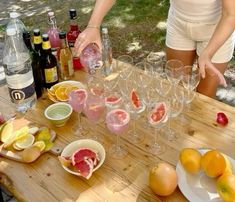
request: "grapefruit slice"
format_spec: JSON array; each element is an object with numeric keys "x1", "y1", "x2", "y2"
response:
[
  {"x1": 58, "y1": 156, "x2": 72, "y2": 168},
  {"x1": 90, "y1": 87, "x2": 104, "y2": 96},
  {"x1": 105, "y1": 95, "x2": 122, "y2": 104},
  {"x1": 131, "y1": 89, "x2": 141, "y2": 108},
  {"x1": 74, "y1": 158, "x2": 94, "y2": 179},
  {"x1": 149, "y1": 102, "x2": 167, "y2": 125},
  {"x1": 71, "y1": 148, "x2": 99, "y2": 166}
]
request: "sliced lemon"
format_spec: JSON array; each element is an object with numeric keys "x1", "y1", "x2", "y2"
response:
[
  {"x1": 15, "y1": 134, "x2": 35, "y2": 149},
  {"x1": 13, "y1": 142, "x2": 23, "y2": 151},
  {"x1": 33, "y1": 141, "x2": 46, "y2": 152}
]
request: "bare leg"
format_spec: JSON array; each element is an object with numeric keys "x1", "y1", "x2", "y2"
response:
[
  {"x1": 197, "y1": 62, "x2": 228, "y2": 98},
  {"x1": 166, "y1": 47, "x2": 196, "y2": 66}
]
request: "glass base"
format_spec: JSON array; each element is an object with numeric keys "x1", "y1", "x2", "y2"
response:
[
  {"x1": 109, "y1": 144, "x2": 128, "y2": 159},
  {"x1": 179, "y1": 114, "x2": 191, "y2": 126},
  {"x1": 163, "y1": 127, "x2": 178, "y2": 141},
  {"x1": 72, "y1": 125, "x2": 88, "y2": 137},
  {"x1": 147, "y1": 141, "x2": 166, "y2": 155},
  {"x1": 89, "y1": 133, "x2": 103, "y2": 143},
  {"x1": 127, "y1": 130, "x2": 145, "y2": 144}
]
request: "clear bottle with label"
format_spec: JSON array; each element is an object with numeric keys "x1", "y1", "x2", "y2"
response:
[
  {"x1": 40, "y1": 34, "x2": 59, "y2": 88},
  {"x1": 101, "y1": 26, "x2": 112, "y2": 76},
  {"x1": 3, "y1": 28, "x2": 36, "y2": 113},
  {"x1": 57, "y1": 31, "x2": 74, "y2": 80}
]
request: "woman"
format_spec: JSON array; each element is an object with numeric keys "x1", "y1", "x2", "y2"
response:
[{"x1": 75, "y1": 0, "x2": 235, "y2": 98}]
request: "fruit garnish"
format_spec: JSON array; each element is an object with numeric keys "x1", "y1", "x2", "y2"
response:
[
  {"x1": 43, "y1": 140, "x2": 54, "y2": 152},
  {"x1": 33, "y1": 141, "x2": 46, "y2": 152},
  {"x1": 90, "y1": 87, "x2": 104, "y2": 96},
  {"x1": 58, "y1": 156, "x2": 72, "y2": 167},
  {"x1": 55, "y1": 86, "x2": 69, "y2": 101},
  {"x1": 0, "y1": 121, "x2": 14, "y2": 143},
  {"x1": 15, "y1": 134, "x2": 35, "y2": 149},
  {"x1": 0, "y1": 113, "x2": 5, "y2": 124},
  {"x1": 28, "y1": 127, "x2": 39, "y2": 135},
  {"x1": 65, "y1": 86, "x2": 79, "y2": 96},
  {"x1": 149, "y1": 102, "x2": 167, "y2": 125},
  {"x1": 105, "y1": 95, "x2": 122, "y2": 104},
  {"x1": 222, "y1": 154, "x2": 233, "y2": 175},
  {"x1": 216, "y1": 112, "x2": 228, "y2": 126},
  {"x1": 36, "y1": 128, "x2": 51, "y2": 141},
  {"x1": 74, "y1": 158, "x2": 94, "y2": 179},
  {"x1": 179, "y1": 148, "x2": 202, "y2": 174},
  {"x1": 131, "y1": 89, "x2": 141, "y2": 108}
]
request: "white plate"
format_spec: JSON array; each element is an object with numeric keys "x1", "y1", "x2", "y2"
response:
[
  {"x1": 176, "y1": 149, "x2": 235, "y2": 202},
  {"x1": 61, "y1": 139, "x2": 106, "y2": 177},
  {"x1": 51, "y1": 80, "x2": 86, "y2": 90}
]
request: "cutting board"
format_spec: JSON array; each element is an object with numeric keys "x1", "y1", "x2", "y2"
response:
[{"x1": 0, "y1": 117, "x2": 62, "y2": 163}]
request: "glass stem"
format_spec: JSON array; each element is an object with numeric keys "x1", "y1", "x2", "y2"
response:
[
  {"x1": 133, "y1": 115, "x2": 137, "y2": 136},
  {"x1": 78, "y1": 112, "x2": 82, "y2": 130},
  {"x1": 116, "y1": 134, "x2": 120, "y2": 149},
  {"x1": 154, "y1": 128, "x2": 158, "y2": 145}
]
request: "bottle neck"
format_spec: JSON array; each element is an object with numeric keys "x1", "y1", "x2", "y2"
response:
[
  {"x1": 60, "y1": 38, "x2": 68, "y2": 49},
  {"x1": 70, "y1": 19, "x2": 79, "y2": 31},
  {"x1": 34, "y1": 43, "x2": 42, "y2": 53},
  {"x1": 49, "y1": 16, "x2": 57, "y2": 29},
  {"x1": 42, "y1": 41, "x2": 52, "y2": 54},
  {"x1": 23, "y1": 37, "x2": 34, "y2": 52}
]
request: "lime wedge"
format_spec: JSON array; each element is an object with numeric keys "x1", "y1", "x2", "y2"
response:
[{"x1": 15, "y1": 134, "x2": 35, "y2": 149}]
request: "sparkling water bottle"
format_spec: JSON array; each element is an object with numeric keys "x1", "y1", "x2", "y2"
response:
[{"x1": 3, "y1": 28, "x2": 36, "y2": 113}]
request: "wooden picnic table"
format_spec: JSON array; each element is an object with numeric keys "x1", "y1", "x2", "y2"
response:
[{"x1": 0, "y1": 69, "x2": 235, "y2": 202}]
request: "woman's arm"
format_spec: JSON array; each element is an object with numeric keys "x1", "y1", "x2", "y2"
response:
[
  {"x1": 198, "y1": 0, "x2": 235, "y2": 86},
  {"x1": 75, "y1": 0, "x2": 116, "y2": 56}
]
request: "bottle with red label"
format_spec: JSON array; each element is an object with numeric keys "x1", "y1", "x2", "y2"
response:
[{"x1": 67, "y1": 8, "x2": 83, "y2": 70}]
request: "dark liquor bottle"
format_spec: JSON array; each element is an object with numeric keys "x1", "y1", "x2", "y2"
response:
[
  {"x1": 23, "y1": 31, "x2": 43, "y2": 98},
  {"x1": 67, "y1": 8, "x2": 82, "y2": 70},
  {"x1": 40, "y1": 34, "x2": 59, "y2": 88}
]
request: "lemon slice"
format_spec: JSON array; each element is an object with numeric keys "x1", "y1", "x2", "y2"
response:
[
  {"x1": 15, "y1": 134, "x2": 35, "y2": 149},
  {"x1": 33, "y1": 141, "x2": 46, "y2": 152},
  {"x1": 13, "y1": 142, "x2": 23, "y2": 151}
]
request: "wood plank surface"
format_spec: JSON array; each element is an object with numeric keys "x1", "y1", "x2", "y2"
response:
[{"x1": 0, "y1": 69, "x2": 235, "y2": 202}]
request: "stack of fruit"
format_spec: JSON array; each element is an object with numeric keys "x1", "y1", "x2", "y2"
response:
[
  {"x1": 58, "y1": 148, "x2": 100, "y2": 179},
  {"x1": 0, "y1": 119, "x2": 54, "y2": 163},
  {"x1": 180, "y1": 148, "x2": 235, "y2": 202},
  {"x1": 47, "y1": 83, "x2": 80, "y2": 102}
]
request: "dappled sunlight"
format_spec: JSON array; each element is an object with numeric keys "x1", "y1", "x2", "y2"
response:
[
  {"x1": 81, "y1": 6, "x2": 93, "y2": 14},
  {"x1": 109, "y1": 17, "x2": 126, "y2": 29},
  {"x1": 127, "y1": 40, "x2": 142, "y2": 53},
  {"x1": 157, "y1": 21, "x2": 167, "y2": 30}
]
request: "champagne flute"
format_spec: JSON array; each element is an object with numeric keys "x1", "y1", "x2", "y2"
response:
[
  {"x1": 146, "y1": 52, "x2": 165, "y2": 76},
  {"x1": 106, "y1": 108, "x2": 130, "y2": 159},
  {"x1": 165, "y1": 59, "x2": 183, "y2": 86},
  {"x1": 116, "y1": 55, "x2": 134, "y2": 81}
]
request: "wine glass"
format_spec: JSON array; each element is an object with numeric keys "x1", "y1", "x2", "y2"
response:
[
  {"x1": 146, "y1": 52, "x2": 165, "y2": 76},
  {"x1": 83, "y1": 92, "x2": 106, "y2": 141},
  {"x1": 105, "y1": 91, "x2": 123, "y2": 112},
  {"x1": 147, "y1": 98, "x2": 168, "y2": 155},
  {"x1": 106, "y1": 108, "x2": 130, "y2": 159},
  {"x1": 116, "y1": 55, "x2": 134, "y2": 81},
  {"x1": 135, "y1": 61, "x2": 153, "y2": 75},
  {"x1": 165, "y1": 59, "x2": 183, "y2": 87},
  {"x1": 68, "y1": 89, "x2": 88, "y2": 136}
]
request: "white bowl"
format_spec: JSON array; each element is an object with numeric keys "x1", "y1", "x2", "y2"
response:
[{"x1": 61, "y1": 139, "x2": 106, "y2": 176}]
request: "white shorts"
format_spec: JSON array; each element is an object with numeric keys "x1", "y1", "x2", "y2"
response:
[{"x1": 166, "y1": 8, "x2": 235, "y2": 63}]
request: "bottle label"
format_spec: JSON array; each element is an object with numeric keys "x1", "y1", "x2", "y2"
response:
[
  {"x1": 68, "y1": 41, "x2": 75, "y2": 48},
  {"x1": 68, "y1": 59, "x2": 74, "y2": 76},
  {"x1": 34, "y1": 36, "x2": 42, "y2": 45},
  {"x1": 42, "y1": 41, "x2": 51, "y2": 50},
  {"x1": 44, "y1": 67, "x2": 58, "y2": 83},
  {"x1": 8, "y1": 82, "x2": 35, "y2": 103}
]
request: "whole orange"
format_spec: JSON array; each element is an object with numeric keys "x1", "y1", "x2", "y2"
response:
[
  {"x1": 179, "y1": 148, "x2": 201, "y2": 174},
  {"x1": 201, "y1": 150, "x2": 226, "y2": 178},
  {"x1": 149, "y1": 162, "x2": 178, "y2": 196},
  {"x1": 217, "y1": 173, "x2": 235, "y2": 202}
]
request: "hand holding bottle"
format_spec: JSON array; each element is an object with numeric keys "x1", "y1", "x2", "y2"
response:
[{"x1": 74, "y1": 27, "x2": 102, "y2": 57}]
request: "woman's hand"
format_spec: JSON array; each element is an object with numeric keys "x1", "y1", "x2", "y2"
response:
[
  {"x1": 74, "y1": 27, "x2": 102, "y2": 57},
  {"x1": 198, "y1": 51, "x2": 227, "y2": 87}
]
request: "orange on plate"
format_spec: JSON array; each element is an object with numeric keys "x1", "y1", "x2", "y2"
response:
[
  {"x1": 55, "y1": 86, "x2": 69, "y2": 101},
  {"x1": 201, "y1": 149, "x2": 226, "y2": 178}
]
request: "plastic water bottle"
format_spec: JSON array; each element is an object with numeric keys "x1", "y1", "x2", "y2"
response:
[
  {"x1": 6, "y1": 12, "x2": 26, "y2": 38},
  {"x1": 3, "y1": 28, "x2": 36, "y2": 113},
  {"x1": 101, "y1": 26, "x2": 112, "y2": 76}
]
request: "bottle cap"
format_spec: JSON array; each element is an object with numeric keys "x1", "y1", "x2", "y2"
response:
[
  {"x1": 6, "y1": 28, "x2": 16, "y2": 36},
  {"x1": 9, "y1": 12, "x2": 20, "y2": 19},
  {"x1": 33, "y1": 29, "x2": 41, "y2": 36},
  {"x1": 23, "y1": 31, "x2": 31, "y2": 39},
  {"x1": 69, "y1": 9, "x2": 77, "y2": 19},
  {"x1": 42, "y1": 34, "x2": 49, "y2": 41},
  {"x1": 59, "y1": 31, "x2": 66, "y2": 39},
  {"x1": 101, "y1": 27, "x2": 108, "y2": 34}
]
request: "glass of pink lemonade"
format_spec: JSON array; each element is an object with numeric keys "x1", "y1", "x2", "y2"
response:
[
  {"x1": 83, "y1": 93, "x2": 106, "y2": 141},
  {"x1": 68, "y1": 89, "x2": 88, "y2": 136},
  {"x1": 106, "y1": 109, "x2": 130, "y2": 159}
]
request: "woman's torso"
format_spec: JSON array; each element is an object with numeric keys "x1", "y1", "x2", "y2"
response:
[{"x1": 170, "y1": 0, "x2": 222, "y2": 23}]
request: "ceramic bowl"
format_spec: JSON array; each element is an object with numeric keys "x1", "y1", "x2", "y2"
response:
[
  {"x1": 61, "y1": 139, "x2": 106, "y2": 177},
  {"x1": 44, "y1": 102, "x2": 73, "y2": 127}
]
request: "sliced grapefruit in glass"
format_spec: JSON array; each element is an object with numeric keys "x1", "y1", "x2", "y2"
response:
[
  {"x1": 131, "y1": 89, "x2": 141, "y2": 108},
  {"x1": 149, "y1": 102, "x2": 167, "y2": 126}
]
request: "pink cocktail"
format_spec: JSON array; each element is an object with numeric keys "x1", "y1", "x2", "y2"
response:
[
  {"x1": 83, "y1": 93, "x2": 106, "y2": 140},
  {"x1": 106, "y1": 109, "x2": 130, "y2": 159},
  {"x1": 68, "y1": 89, "x2": 87, "y2": 136}
]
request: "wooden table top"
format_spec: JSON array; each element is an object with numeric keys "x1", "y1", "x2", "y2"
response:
[{"x1": 0, "y1": 70, "x2": 235, "y2": 202}]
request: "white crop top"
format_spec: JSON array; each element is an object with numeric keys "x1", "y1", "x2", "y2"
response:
[{"x1": 170, "y1": 0, "x2": 222, "y2": 23}]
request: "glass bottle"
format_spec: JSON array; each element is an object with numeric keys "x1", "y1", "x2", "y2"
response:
[
  {"x1": 66, "y1": 8, "x2": 83, "y2": 70},
  {"x1": 47, "y1": 11, "x2": 60, "y2": 57},
  {"x1": 3, "y1": 28, "x2": 36, "y2": 113},
  {"x1": 58, "y1": 31, "x2": 74, "y2": 80},
  {"x1": 101, "y1": 26, "x2": 112, "y2": 76},
  {"x1": 40, "y1": 34, "x2": 59, "y2": 89},
  {"x1": 6, "y1": 11, "x2": 26, "y2": 38},
  {"x1": 23, "y1": 31, "x2": 43, "y2": 98},
  {"x1": 33, "y1": 29, "x2": 43, "y2": 56}
]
